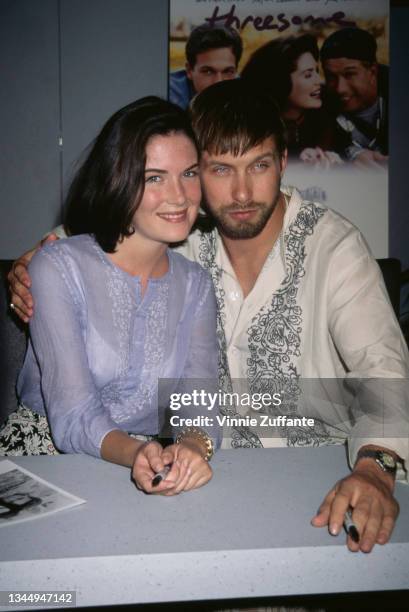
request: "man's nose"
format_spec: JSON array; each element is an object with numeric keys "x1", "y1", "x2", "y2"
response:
[
  {"x1": 232, "y1": 173, "x2": 252, "y2": 204},
  {"x1": 335, "y1": 76, "x2": 349, "y2": 95},
  {"x1": 212, "y1": 72, "x2": 225, "y2": 84}
]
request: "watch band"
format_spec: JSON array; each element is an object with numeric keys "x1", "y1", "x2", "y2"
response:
[{"x1": 356, "y1": 449, "x2": 397, "y2": 475}]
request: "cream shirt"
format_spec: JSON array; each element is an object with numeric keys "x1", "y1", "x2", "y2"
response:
[{"x1": 177, "y1": 187, "x2": 409, "y2": 478}]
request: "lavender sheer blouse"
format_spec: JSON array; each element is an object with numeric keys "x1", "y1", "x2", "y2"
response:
[{"x1": 18, "y1": 235, "x2": 219, "y2": 457}]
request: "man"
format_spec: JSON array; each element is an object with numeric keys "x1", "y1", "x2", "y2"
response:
[
  {"x1": 169, "y1": 23, "x2": 242, "y2": 110},
  {"x1": 321, "y1": 27, "x2": 388, "y2": 167},
  {"x1": 8, "y1": 80, "x2": 408, "y2": 554}
]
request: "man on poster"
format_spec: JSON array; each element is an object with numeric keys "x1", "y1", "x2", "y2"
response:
[
  {"x1": 169, "y1": 23, "x2": 242, "y2": 109},
  {"x1": 8, "y1": 80, "x2": 408, "y2": 554},
  {"x1": 321, "y1": 27, "x2": 388, "y2": 167}
]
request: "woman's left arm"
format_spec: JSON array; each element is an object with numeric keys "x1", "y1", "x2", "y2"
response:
[{"x1": 139, "y1": 269, "x2": 219, "y2": 495}]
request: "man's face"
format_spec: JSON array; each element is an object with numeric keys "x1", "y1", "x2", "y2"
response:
[
  {"x1": 323, "y1": 57, "x2": 378, "y2": 113},
  {"x1": 200, "y1": 137, "x2": 286, "y2": 240},
  {"x1": 186, "y1": 47, "x2": 237, "y2": 95}
]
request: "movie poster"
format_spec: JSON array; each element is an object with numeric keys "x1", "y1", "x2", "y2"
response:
[{"x1": 169, "y1": 0, "x2": 389, "y2": 257}]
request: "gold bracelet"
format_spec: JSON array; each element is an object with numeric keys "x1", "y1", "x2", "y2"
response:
[{"x1": 175, "y1": 427, "x2": 214, "y2": 461}]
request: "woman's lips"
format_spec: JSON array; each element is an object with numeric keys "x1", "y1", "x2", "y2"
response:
[{"x1": 157, "y1": 210, "x2": 188, "y2": 223}]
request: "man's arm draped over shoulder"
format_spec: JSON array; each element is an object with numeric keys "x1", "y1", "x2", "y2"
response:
[{"x1": 8, "y1": 226, "x2": 67, "y2": 321}]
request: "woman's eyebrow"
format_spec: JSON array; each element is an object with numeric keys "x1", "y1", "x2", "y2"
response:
[{"x1": 145, "y1": 162, "x2": 199, "y2": 173}]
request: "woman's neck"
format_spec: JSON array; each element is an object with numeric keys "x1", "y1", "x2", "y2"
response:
[
  {"x1": 283, "y1": 107, "x2": 305, "y2": 123},
  {"x1": 108, "y1": 234, "x2": 169, "y2": 292}
]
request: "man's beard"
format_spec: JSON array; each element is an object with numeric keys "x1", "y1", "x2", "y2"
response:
[{"x1": 208, "y1": 192, "x2": 281, "y2": 240}]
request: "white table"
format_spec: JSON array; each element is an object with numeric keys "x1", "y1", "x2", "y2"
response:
[{"x1": 1, "y1": 447, "x2": 409, "y2": 609}]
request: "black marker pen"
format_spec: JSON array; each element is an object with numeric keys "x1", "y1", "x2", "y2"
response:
[
  {"x1": 151, "y1": 464, "x2": 172, "y2": 487},
  {"x1": 344, "y1": 509, "x2": 360, "y2": 543}
]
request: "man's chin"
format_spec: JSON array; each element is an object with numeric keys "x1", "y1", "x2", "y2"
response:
[
  {"x1": 217, "y1": 217, "x2": 270, "y2": 240},
  {"x1": 209, "y1": 194, "x2": 282, "y2": 240}
]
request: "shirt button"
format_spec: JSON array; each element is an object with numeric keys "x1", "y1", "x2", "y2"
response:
[{"x1": 229, "y1": 291, "x2": 240, "y2": 301}]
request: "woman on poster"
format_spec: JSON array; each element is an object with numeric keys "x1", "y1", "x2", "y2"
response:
[{"x1": 241, "y1": 34, "x2": 341, "y2": 167}]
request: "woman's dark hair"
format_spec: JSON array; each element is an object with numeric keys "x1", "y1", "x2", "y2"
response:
[
  {"x1": 64, "y1": 97, "x2": 198, "y2": 252},
  {"x1": 241, "y1": 34, "x2": 319, "y2": 110}
]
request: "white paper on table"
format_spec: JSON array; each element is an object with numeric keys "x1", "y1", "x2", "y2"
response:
[{"x1": 0, "y1": 459, "x2": 86, "y2": 527}]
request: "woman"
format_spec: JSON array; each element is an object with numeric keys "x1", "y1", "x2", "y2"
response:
[
  {"x1": 1, "y1": 97, "x2": 219, "y2": 495},
  {"x1": 241, "y1": 34, "x2": 341, "y2": 166}
]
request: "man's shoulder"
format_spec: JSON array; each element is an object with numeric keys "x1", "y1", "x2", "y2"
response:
[
  {"x1": 317, "y1": 203, "x2": 361, "y2": 238},
  {"x1": 169, "y1": 70, "x2": 193, "y2": 109},
  {"x1": 173, "y1": 225, "x2": 219, "y2": 264},
  {"x1": 169, "y1": 69, "x2": 188, "y2": 85},
  {"x1": 287, "y1": 187, "x2": 367, "y2": 253},
  {"x1": 301, "y1": 199, "x2": 372, "y2": 263}
]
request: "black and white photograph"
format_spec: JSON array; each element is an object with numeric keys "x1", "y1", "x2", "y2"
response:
[{"x1": 0, "y1": 460, "x2": 85, "y2": 527}]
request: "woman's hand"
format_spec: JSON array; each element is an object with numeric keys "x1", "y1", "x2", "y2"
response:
[
  {"x1": 132, "y1": 440, "x2": 212, "y2": 495},
  {"x1": 300, "y1": 147, "x2": 343, "y2": 169},
  {"x1": 353, "y1": 149, "x2": 388, "y2": 169},
  {"x1": 131, "y1": 440, "x2": 176, "y2": 494},
  {"x1": 161, "y1": 443, "x2": 213, "y2": 494}
]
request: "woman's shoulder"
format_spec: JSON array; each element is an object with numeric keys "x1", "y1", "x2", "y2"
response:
[
  {"x1": 168, "y1": 250, "x2": 216, "y2": 313},
  {"x1": 168, "y1": 250, "x2": 214, "y2": 298},
  {"x1": 35, "y1": 235, "x2": 98, "y2": 263},
  {"x1": 169, "y1": 249, "x2": 210, "y2": 280},
  {"x1": 29, "y1": 235, "x2": 102, "y2": 279}
]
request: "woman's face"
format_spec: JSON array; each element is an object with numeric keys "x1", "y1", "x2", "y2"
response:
[
  {"x1": 132, "y1": 132, "x2": 201, "y2": 247},
  {"x1": 287, "y1": 52, "x2": 323, "y2": 112}
]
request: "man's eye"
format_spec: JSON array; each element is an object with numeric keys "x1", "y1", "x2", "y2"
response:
[
  {"x1": 253, "y1": 162, "x2": 270, "y2": 172},
  {"x1": 146, "y1": 175, "x2": 162, "y2": 184},
  {"x1": 213, "y1": 166, "x2": 229, "y2": 175}
]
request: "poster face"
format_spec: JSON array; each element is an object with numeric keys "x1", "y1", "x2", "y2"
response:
[{"x1": 169, "y1": 0, "x2": 389, "y2": 257}]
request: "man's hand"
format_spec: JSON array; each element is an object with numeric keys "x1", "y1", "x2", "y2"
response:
[
  {"x1": 311, "y1": 459, "x2": 399, "y2": 553},
  {"x1": 8, "y1": 233, "x2": 59, "y2": 322}
]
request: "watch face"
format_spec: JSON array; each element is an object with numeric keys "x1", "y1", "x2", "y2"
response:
[{"x1": 380, "y1": 453, "x2": 396, "y2": 468}]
